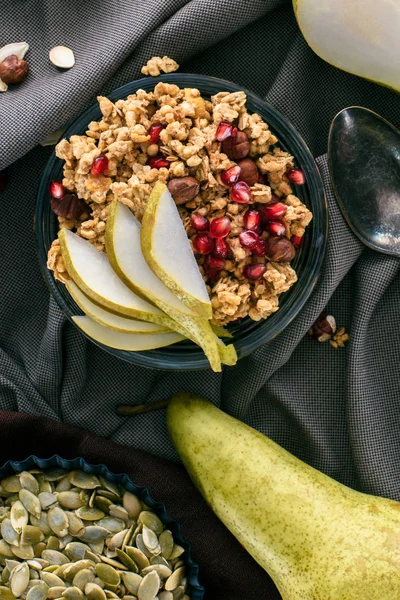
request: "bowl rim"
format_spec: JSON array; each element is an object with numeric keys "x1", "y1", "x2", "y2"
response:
[
  {"x1": 35, "y1": 73, "x2": 328, "y2": 370},
  {"x1": 0, "y1": 453, "x2": 205, "y2": 598}
]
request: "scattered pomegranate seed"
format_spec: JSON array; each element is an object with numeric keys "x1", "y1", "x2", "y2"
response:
[
  {"x1": 204, "y1": 255, "x2": 224, "y2": 279},
  {"x1": 230, "y1": 181, "x2": 252, "y2": 204},
  {"x1": 239, "y1": 230, "x2": 259, "y2": 250},
  {"x1": 243, "y1": 209, "x2": 262, "y2": 232},
  {"x1": 213, "y1": 238, "x2": 230, "y2": 259},
  {"x1": 244, "y1": 263, "x2": 266, "y2": 281},
  {"x1": 291, "y1": 235, "x2": 303, "y2": 248},
  {"x1": 148, "y1": 122, "x2": 165, "y2": 144},
  {"x1": 192, "y1": 232, "x2": 214, "y2": 255},
  {"x1": 263, "y1": 202, "x2": 287, "y2": 220},
  {"x1": 252, "y1": 239, "x2": 268, "y2": 257},
  {"x1": 210, "y1": 216, "x2": 231, "y2": 238},
  {"x1": 91, "y1": 155, "x2": 109, "y2": 176},
  {"x1": 220, "y1": 165, "x2": 241, "y2": 187},
  {"x1": 148, "y1": 155, "x2": 169, "y2": 169},
  {"x1": 258, "y1": 173, "x2": 267, "y2": 185},
  {"x1": 49, "y1": 180, "x2": 65, "y2": 199},
  {"x1": 287, "y1": 167, "x2": 306, "y2": 185},
  {"x1": 271, "y1": 193, "x2": 281, "y2": 203},
  {"x1": 215, "y1": 121, "x2": 235, "y2": 142},
  {"x1": 266, "y1": 221, "x2": 286, "y2": 236},
  {"x1": 190, "y1": 213, "x2": 209, "y2": 232}
]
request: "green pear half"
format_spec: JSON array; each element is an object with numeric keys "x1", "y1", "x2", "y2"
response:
[
  {"x1": 168, "y1": 394, "x2": 400, "y2": 600},
  {"x1": 59, "y1": 228, "x2": 183, "y2": 332},
  {"x1": 294, "y1": 0, "x2": 400, "y2": 92},
  {"x1": 141, "y1": 182, "x2": 212, "y2": 320},
  {"x1": 66, "y1": 280, "x2": 170, "y2": 334},
  {"x1": 105, "y1": 200, "x2": 221, "y2": 373},
  {"x1": 72, "y1": 316, "x2": 184, "y2": 351}
]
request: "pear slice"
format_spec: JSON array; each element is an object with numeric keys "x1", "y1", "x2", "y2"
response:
[
  {"x1": 141, "y1": 182, "x2": 212, "y2": 319},
  {"x1": 294, "y1": 0, "x2": 400, "y2": 92},
  {"x1": 72, "y1": 316, "x2": 184, "y2": 351},
  {"x1": 215, "y1": 337, "x2": 238, "y2": 366},
  {"x1": 66, "y1": 281, "x2": 170, "y2": 334},
  {"x1": 59, "y1": 229, "x2": 180, "y2": 331},
  {"x1": 105, "y1": 200, "x2": 221, "y2": 373}
]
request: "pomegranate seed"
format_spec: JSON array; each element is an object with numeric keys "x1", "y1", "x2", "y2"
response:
[
  {"x1": 266, "y1": 221, "x2": 286, "y2": 236},
  {"x1": 148, "y1": 155, "x2": 169, "y2": 169},
  {"x1": 190, "y1": 213, "x2": 209, "y2": 232},
  {"x1": 215, "y1": 121, "x2": 235, "y2": 142},
  {"x1": 91, "y1": 154, "x2": 109, "y2": 176},
  {"x1": 258, "y1": 173, "x2": 267, "y2": 184},
  {"x1": 291, "y1": 235, "x2": 303, "y2": 248},
  {"x1": 252, "y1": 239, "x2": 268, "y2": 257},
  {"x1": 148, "y1": 122, "x2": 165, "y2": 144},
  {"x1": 204, "y1": 255, "x2": 224, "y2": 279},
  {"x1": 264, "y1": 202, "x2": 286, "y2": 220},
  {"x1": 230, "y1": 181, "x2": 252, "y2": 204},
  {"x1": 210, "y1": 216, "x2": 231, "y2": 238},
  {"x1": 239, "y1": 230, "x2": 259, "y2": 250},
  {"x1": 192, "y1": 232, "x2": 214, "y2": 255},
  {"x1": 220, "y1": 165, "x2": 241, "y2": 187},
  {"x1": 243, "y1": 209, "x2": 261, "y2": 232},
  {"x1": 49, "y1": 180, "x2": 65, "y2": 199},
  {"x1": 271, "y1": 193, "x2": 281, "y2": 203},
  {"x1": 213, "y1": 238, "x2": 230, "y2": 258},
  {"x1": 244, "y1": 263, "x2": 266, "y2": 281},
  {"x1": 287, "y1": 167, "x2": 306, "y2": 185}
]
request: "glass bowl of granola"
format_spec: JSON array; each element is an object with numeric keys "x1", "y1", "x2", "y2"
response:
[{"x1": 35, "y1": 73, "x2": 327, "y2": 370}]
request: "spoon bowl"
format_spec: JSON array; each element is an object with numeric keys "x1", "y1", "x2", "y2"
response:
[{"x1": 328, "y1": 106, "x2": 400, "y2": 256}]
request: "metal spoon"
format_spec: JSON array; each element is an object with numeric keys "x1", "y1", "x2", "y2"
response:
[{"x1": 328, "y1": 106, "x2": 400, "y2": 256}]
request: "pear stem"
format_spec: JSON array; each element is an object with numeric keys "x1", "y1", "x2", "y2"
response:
[{"x1": 117, "y1": 399, "x2": 170, "y2": 416}]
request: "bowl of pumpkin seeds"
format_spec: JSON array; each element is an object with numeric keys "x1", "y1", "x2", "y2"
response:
[{"x1": 0, "y1": 456, "x2": 204, "y2": 600}]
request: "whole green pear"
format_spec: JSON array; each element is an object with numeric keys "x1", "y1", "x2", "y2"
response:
[{"x1": 167, "y1": 394, "x2": 400, "y2": 600}]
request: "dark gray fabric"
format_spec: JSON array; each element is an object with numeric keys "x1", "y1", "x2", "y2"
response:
[{"x1": 1, "y1": 0, "x2": 400, "y2": 509}]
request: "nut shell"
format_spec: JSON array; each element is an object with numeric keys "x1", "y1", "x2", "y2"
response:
[
  {"x1": 167, "y1": 176, "x2": 200, "y2": 205},
  {"x1": 237, "y1": 158, "x2": 259, "y2": 186},
  {"x1": 266, "y1": 236, "x2": 296, "y2": 262},
  {"x1": 222, "y1": 131, "x2": 250, "y2": 161},
  {"x1": 0, "y1": 55, "x2": 29, "y2": 84}
]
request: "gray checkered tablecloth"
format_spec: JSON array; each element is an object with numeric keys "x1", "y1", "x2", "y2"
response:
[{"x1": 1, "y1": 0, "x2": 399, "y2": 502}]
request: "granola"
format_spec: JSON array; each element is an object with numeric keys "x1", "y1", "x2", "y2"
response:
[{"x1": 48, "y1": 68, "x2": 313, "y2": 326}]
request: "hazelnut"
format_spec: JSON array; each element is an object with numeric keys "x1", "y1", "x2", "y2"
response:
[
  {"x1": 50, "y1": 193, "x2": 86, "y2": 220},
  {"x1": 167, "y1": 176, "x2": 200, "y2": 205},
  {"x1": 0, "y1": 55, "x2": 29, "y2": 84},
  {"x1": 237, "y1": 158, "x2": 259, "y2": 186},
  {"x1": 266, "y1": 237, "x2": 296, "y2": 262},
  {"x1": 309, "y1": 312, "x2": 337, "y2": 342},
  {"x1": 222, "y1": 131, "x2": 250, "y2": 161}
]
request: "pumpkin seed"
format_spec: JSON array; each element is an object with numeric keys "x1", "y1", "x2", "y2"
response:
[
  {"x1": 30, "y1": 514, "x2": 51, "y2": 536},
  {"x1": 64, "y1": 542, "x2": 88, "y2": 562},
  {"x1": 98, "y1": 556, "x2": 127, "y2": 571},
  {"x1": 64, "y1": 513, "x2": 84, "y2": 537},
  {"x1": 46, "y1": 536, "x2": 60, "y2": 551},
  {"x1": 48, "y1": 508, "x2": 69, "y2": 538},
  {"x1": 62, "y1": 586, "x2": 84, "y2": 600},
  {"x1": 96, "y1": 519, "x2": 125, "y2": 534},
  {"x1": 98, "y1": 479, "x2": 120, "y2": 497},
  {"x1": 104, "y1": 592, "x2": 119, "y2": 600},
  {"x1": 19, "y1": 473, "x2": 39, "y2": 495},
  {"x1": 150, "y1": 556, "x2": 170, "y2": 569},
  {"x1": 0, "y1": 520, "x2": 19, "y2": 547},
  {"x1": 141, "y1": 565, "x2": 172, "y2": 579},
  {"x1": 93, "y1": 497, "x2": 112, "y2": 513},
  {"x1": 134, "y1": 536, "x2": 151, "y2": 560},
  {"x1": 158, "y1": 592, "x2": 173, "y2": 600},
  {"x1": 19, "y1": 490, "x2": 41, "y2": 519},
  {"x1": 10, "y1": 501, "x2": 29, "y2": 533},
  {"x1": 122, "y1": 494, "x2": 141, "y2": 520},
  {"x1": 47, "y1": 587, "x2": 67, "y2": 600},
  {"x1": 72, "y1": 569, "x2": 95, "y2": 591},
  {"x1": 4, "y1": 560, "x2": 19, "y2": 573},
  {"x1": 33, "y1": 543, "x2": 47, "y2": 558},
  {"x1": 108, "y1": 506, "x2": 129, "y2": 522},
  {"x1": 63, "y1": 560, "x2": 95, "y2": 581},
  {"x1": 10, "y1": 562, "x2": 30, "y2": 597},
  {"x1": 40, "y1": 572, "x2": 66, "y2": 588},
  {"x1": 26, "y1": 584, "x2": 49, "y2": 600},
  {"x1": 0, "y1": 586, "x2": 15, "y2": 600},
  {"x1": 167, "y1": 546, "x2": 184, "y2": 561},
  {"x1": 42, "y1": 550, "x2": 69, "y2": 566},
  {"x1": 121, "y1": 573, "x2": 142, "y2": 596},
  {"x1": 42, "y1": 471, "x2": 67, "y2": 482},
  {"x1": 137, "y1": 571, "x2": 160, "y2": 600},
  {"x1": 142, "y1": 527, "x2": 160, "y2": 556},
  {"x1": 38, "y1": 493, "x2": 58, "y2": 510},
  {"x1": 115, "y1": 549, "x2": 138, "y2": 573},
  {"x1": 164, "y1": 568, "x2": 184, "y2": 593},
  {"x1": 106, "y1": 530, "x2": 128, "y2": 552},
  {"x1": 57, "y1": 493, "x2": 83, "y2": 511},
  {"x1": 11, "y1": 544, "x2": 35, "y2": 560},
  {"x1": 68, "y1": 473, "x2": 100, "y2": 491},
  {"x1": 27, "y1": 560, "x2": 47, "y2": 571},
  {"x1": 138, "y1": 513, "x2": 163, "y2": 536},
  {"x1": 0, "y1": 541, "x2": 14, "y2": 559},
  {"x1": 1, "y1": 478, "x2": 21, "y2": 494},
  {"x1": 55, "y1": 478, "x2": 71, "y2": 493},
  {"x1": 96, "y1": 492, "x2": 121, "y2": 504},
  {"x1": 158, "y1": 532, "x2": 173, "y2": 561},
  {"x1": 75, "y1": 507, "x2": 104, "y2": 522},
  {"x1": 125, "y1": 547, "x2": 149, "y2": 570},
  {"x1": 95, "y1": 564, "x2": 120, "y2": 587},
  {"x1": 21, "y1": 526, "x2": 44, "y2": 546},
  {"x1": 78, "y1": 527, "x2": 109, "y2": 544},
  {"x1": 37, "y1": 478, "x2": 53, "y2": 494},
  {"x1": 85, "y1": 583, "x2": 107, "y2": 600}
]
